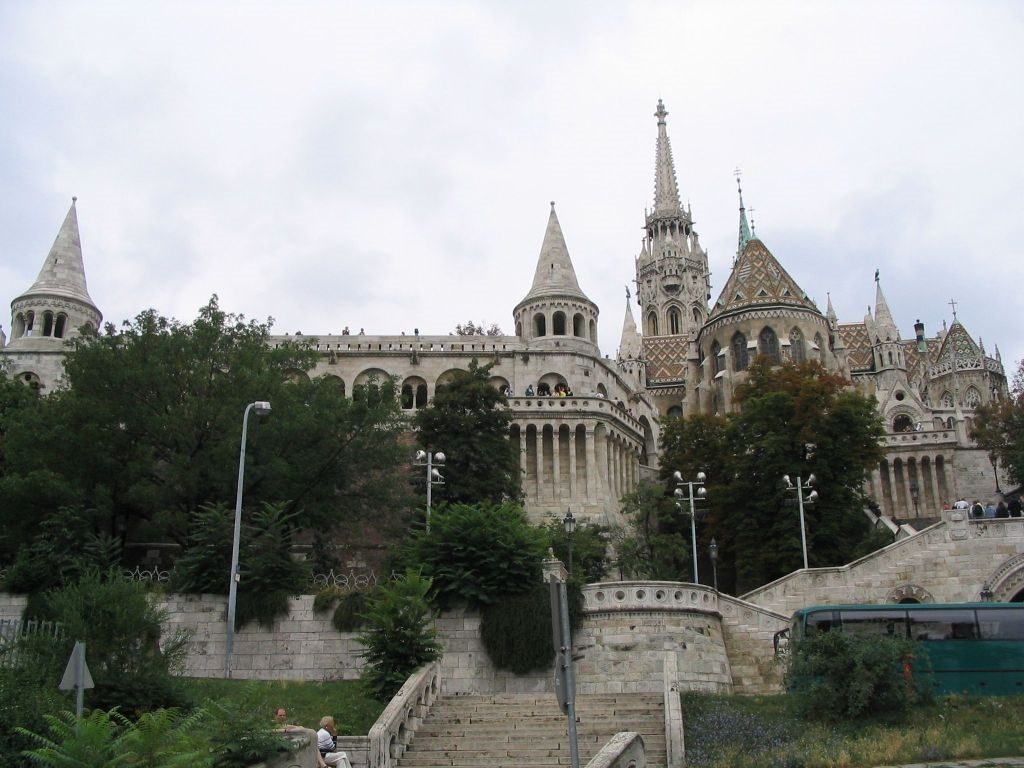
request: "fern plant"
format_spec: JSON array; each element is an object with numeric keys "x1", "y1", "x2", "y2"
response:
[
  {"x1": 118, "y1": 707, "x2": 212, "y2": 768},
  {"x1": 16, "y1": 708, "x2": 131, "y2": 768}
]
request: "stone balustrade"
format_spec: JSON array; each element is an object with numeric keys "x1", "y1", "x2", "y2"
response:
[
  {"x1": 585, "y1": 732, "x2": 646, "y2": 768},
  {"x1": 582, "y1": 581, "x2": 719, "y2": 615},
  {"x1": 367, "y1": 661, "x2": 441, "y2": 768}
]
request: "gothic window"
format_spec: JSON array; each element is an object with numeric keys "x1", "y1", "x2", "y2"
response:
[
  {"x1": 666, "y1": 405, "x2": 683, "y2": 419},
  {"x1": 54, "y1": 313, "x2": 67, "y2": 338},
  {"x1": 573, "y1": 313, "x2": 585, "y2": 337},
  {"x1": 789, "y1": 328, "x2": 806, "y2": 364},
  {"x1": 759, "y1": 327, "x2": 781, "y2": 365},
  {"x1": 813, "y1": 333, "x2": 826, "y2": 363},
  {"x1": 711, "y1": 340, "x2": 722, "y2": 375},
  {"x1": 668, "y1": 307, "x2": 681, "y2": 335},
  {"x1": 893, "y1": 414, "x2": 914, "y2": 433},
  {"x1": 693, "y1": 307, "x2": 702, "y2": 325},
  {"x1": 964, "y1": 387, "x2": 982, "y2": 408},
  {"x1": 940, "y1": 391, "x2": 954, "y2": 408},
  {"x1": 553, "y1": 311, "x2": 567, "y2": 336},
  {"x1": 24, "y1": 311, "x2": 34, "y2": 336},
  {"x1": 647, "y1": 312, "x2": 659, "y2": 336},
  {"x1": 42, "y1": 311, "x2": 54, "y2": 336},
  {"x1": 533, "y1": 313, "x2": 546, "y2": 337},
  {"x1": 731, "y1": 332, "x2": 749, "y2": 372}
]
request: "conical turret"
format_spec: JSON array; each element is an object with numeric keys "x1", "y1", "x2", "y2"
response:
[
  {"x1": 873, "y1": 270, "x2": 898, "y2": 341},
  {"x1": 618, "y1": 288, "x2": 642, "y2": 360},
  {"x1": 514, "y1": 203, "x2": 598, "y2": 353}
]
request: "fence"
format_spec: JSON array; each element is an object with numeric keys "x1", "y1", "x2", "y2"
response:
[{"x1": 0, "y1": 618, "x2": 63, "y2": 667}]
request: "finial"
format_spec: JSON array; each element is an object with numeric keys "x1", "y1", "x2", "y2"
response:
[
  {"x1": 72, "y1": 196, "x2": 78, "y2": 204},
  {"x1": 655, "y1": 99, "x2": 668, "y2": 124},
  {"x1": 874, "y1": 268, "x2": 879, "y2": 283},
  {"x1": 749, "y1": 207, "x2": 756, "y2": 237},
  {"x1": 948, "y1": 297, "x2": 958, "y2": 321},
  {"x1": 550, "y1": 200, "x2": 555, "y2": 212},
  {"x1": 734, "y1": 167, "x2": 744, "y2": 206},
  {"x1": 625, "y1": 285, "x2": 631, "y2": 300}
]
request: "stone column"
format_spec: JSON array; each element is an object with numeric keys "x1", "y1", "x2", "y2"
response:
[
  {"x1": 883, "y1": 461, "x2": 898, "y2": 518},
  {"x1": 585, "y1": 427, "x2": 598, "y2": 504},
  {"x1": 568, "y1": 425, "x2": 578, "y2": 503},
  {"x1": 552, "y1": 423, "x2": 562, "y2": 503},
  {"x1": 901, "y1": 458, "x2": 916, "y2": 518},
  {"x1": 519, "y1": 423, "x2": 530, "y2": 502},
  {"x1": 928, "y1": 453, "x2": 942, "y2": 511},
  {"x1": 535, "y1": 425, "x2": 546, "y2": 504}
]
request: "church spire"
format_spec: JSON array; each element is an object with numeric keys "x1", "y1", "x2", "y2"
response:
[
  {"x1": 618, "y1": 286, "x2": 641, "y2": 360},
  {"x1": 873, "y1": 269, "x2": 898, "y2": 340},
  {"x1": 652, "y1": 100, "x2": 682, "y2": 215},
  {"x1": 735, "y1": 170, "x2": 752, "y2": 260}
]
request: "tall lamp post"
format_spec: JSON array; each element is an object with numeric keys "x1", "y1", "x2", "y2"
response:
[
  {"x1": 783, "y1": 473, "x2": 819, "y2": 571},
  {"x1": 225, "y1": 400, "x2": 272, "y2": 678},
  {"x1": 672, "y1": 471, "x2": 707, "y2": 584},
  {"x1": 708, "y1": 538, "x2": 719, "y2": 592},
  {"x1": 563, "y1": 508, "x2": 576, "y2": 578},
  {"x1": 414, "y1": 449, "x2": 446, "y2": 532}
]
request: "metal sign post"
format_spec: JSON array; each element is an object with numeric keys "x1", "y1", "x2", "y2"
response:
[
  {"x1": 549, "y1": 575, "x2": 580, "y2": 768},
  {"x1": 58, "y1": 641, "x2": 94, "y2": 717}
]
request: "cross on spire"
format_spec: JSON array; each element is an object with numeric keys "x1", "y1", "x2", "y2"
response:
[{"x1": 948, "y1": 298, "x2": 958, "y2": 321}]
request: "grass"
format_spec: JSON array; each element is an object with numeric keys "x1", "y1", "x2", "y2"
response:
[
  {"x1": 180, "y1": 677, "x2": 386, "y2": 736},
  {"x1": 682, "y1": 692, "x2": 1024, "y2": 768}
]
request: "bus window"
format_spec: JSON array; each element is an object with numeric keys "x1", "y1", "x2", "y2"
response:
[
  {"x1": 838, "y1": 609, "x2": 909, "y2": 638},
  {"x1": 806, "y1": 612, "x2": 836, "y2": 634},
  {"x1": 909, "y1": 609, "x2": 977, "y2": 641},
  {"x1": 978, "y1": 609, "x2": 1024, "y2": 640}
]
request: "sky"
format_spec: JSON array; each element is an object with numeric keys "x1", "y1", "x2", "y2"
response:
[{"x1": 2, "y1": 1, "x2": 1022, "y2": 374}]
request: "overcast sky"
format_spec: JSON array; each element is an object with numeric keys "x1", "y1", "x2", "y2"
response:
[{"x1": 2, "y1": 1, "x2": 1022, "y2": 375}]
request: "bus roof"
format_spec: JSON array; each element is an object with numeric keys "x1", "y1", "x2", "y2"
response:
[{"x1": 792, "y1": 603, "x2": 1023, "y2": 618}]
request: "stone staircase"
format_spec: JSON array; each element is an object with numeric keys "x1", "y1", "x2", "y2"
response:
[{"x1": 396, "y1": 692, "x2": 666, "y2": 768}]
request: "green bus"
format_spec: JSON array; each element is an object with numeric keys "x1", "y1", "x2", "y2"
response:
[{"x1": 775, "y1": 602, "x2": 1024, "y2": 696}]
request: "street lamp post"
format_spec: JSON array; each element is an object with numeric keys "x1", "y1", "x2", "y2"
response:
[
  {"x1": 672, "y1": 471, "x2": 707, "y2": 584},
  {"x1": 563, "y1": 508, "x2": 576, "y2": 578},
  {"x1": 225, "y1": 400, "x2": 272, "y2": 678},
  {"x1": 414, "y1": 450, "x2": 446, "y2": 532},
  {"x1": 783, "y1": 474, "x2": 819, "y2": 571},
  {"x1": 708, "y1": 538, "x2": 719, "y2": 592}
]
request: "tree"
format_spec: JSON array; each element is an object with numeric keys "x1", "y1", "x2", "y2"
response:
[
  {"x1": 453, "y1": 321, "x2": 503, "y2": 336},
  {"x1": 0, "y1": 297, "x2": 410, "y2": 565},
  {"x1": 971, "y1": 358, "x2": 1024, "y2": 488},
  {"x1": 658, "y1": 360, "x2": 885, "y2": 594},
  {"x1": 413, "y1": 359, "x2": 520, "y2": 505}
]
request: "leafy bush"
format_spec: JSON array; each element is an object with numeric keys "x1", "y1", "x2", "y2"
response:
[
  {"x1": 786, "y1": 630, "x2": 920, "y2": 721},
  {"x1": 312, "y1": 585, "x2": 343, "y2": 613},
  {"x1": 358, "y1": 569, "x2": 442, "y2": 700},
  {"x1": 200, "y1": 689, "x2": 293, "y2": 768},
  {"x1": 333, "y1": 590, "x2": 374, "y2": 632},
  {"x1": 0, "y1": 633, "x2": 66, "y2": 768},
  {"x1": 32, "y1": 570, "x2": 189, "y2": 716},
  {"x1": 395, "y1": 502, "x2": 548, "y2": 609},
  {"x1": 172, "y1": 501, "x2": 310, "y2": 629}
]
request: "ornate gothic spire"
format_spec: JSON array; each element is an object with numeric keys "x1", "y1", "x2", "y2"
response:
[
  {"x1": 652, "y1": 100, "x2": 682, "y2": 215},
  {"x1": 735, "y1": 171, "x2": 752, "y2": 260},
  {"x1": 873, "y1": 269, "x2": 898, "y2": 340}
]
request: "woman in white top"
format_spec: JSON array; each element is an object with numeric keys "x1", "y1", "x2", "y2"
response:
[{"x1": 316, "y1": 716, "x2": 352, "y2": 768}]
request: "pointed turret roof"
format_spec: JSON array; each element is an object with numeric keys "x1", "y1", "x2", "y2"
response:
[
  {"x1": 872, "y1": 270, "x2": 898, "y2": 340},
  {"x1": 518, "y1": 202, "x2": 588, "y2": 305},
  {"x1": 710, "y1": 238, "x2": 819, "y2": 320},
  {"x1": 736, "y1": 175, "x2": 752, "y2": 258},
  {"x1": 618, "y1": 289, "x2": 642, "y2": 360},
  {"x1": 935, "y1": 319, "x2": 983, "y2": 369},
  {"x1": 826, "y1": 292, "x2": 837, "y2": 324},
  {"x1": 18, "y1": 198, "x2": 97, "y2": 307},
  {"x1": 652, "y1": 100, "x2": 682, "y2": 215}
]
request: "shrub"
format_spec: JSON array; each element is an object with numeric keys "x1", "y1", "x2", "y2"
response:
[
  {"x1": 33, "y1": 570, "x2": 189, "y2": 716},
  {"x1": 6, "y1": 506, "x2": 113, "y2": 595},
  {"x1": 200, "y1": 689, "x2": 293, "y2": 768},
  {"x1": 395, "y1": 502, "x2": 548, "y2": 609},
  {"x1": 358, "y1": 569, "x2": 442, "y2": 700},
  {"x1": 0, "y1": 633, "x2": 65, "y2": 768},
  {"x1": 172, "y1": 501, "x2": 310, "y2": 629},
  {"x1": 333, "y1": 590, "x2": 373, "y2": 632},
  {"x1": 542, "y1": 519, "x2": 610, "y2": 584},
  {"x1": 786, "y1": 630, "x2": 919, "y2": 722}
]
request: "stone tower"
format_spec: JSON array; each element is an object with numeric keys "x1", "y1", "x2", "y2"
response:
[
  {"x1": 636, "y1": 100, "x2": 711, "y2": 417},
  {"x1": 513, "y1": 202, "x2": 599, "y2": 355},
  {"x1": 2, "y1": 198, "x2": 102, "y2": 391}
]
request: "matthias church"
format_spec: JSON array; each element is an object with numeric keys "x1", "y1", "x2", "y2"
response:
[{"x1": 2, "y1": 101, "x2": 1007, "y2": 527}]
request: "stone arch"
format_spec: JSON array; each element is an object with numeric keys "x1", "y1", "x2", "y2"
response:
[
  {"x1": 285, "y1": 368, "x2": 311, "y2": 384},
  {"x1": 759, "y1": 326, "x2": 781, "y2": 365},
  {"x1": 692, "y1": 305, "x2": 703, "y2": 325},
  {"x1": 488, "y1": 375, "x2": 510, "y2": 394},
  {"x1": 667, "y1": 305, "x2": 682, "y2": 335},
  {"x1": 42, "y1": 311, "x2": 54, "y2": 336},
  {"x1": 436, "y1": 368, "x2": 465, "y2": 388},
  {"x1": 552, "y1": 311, "x2": 567, "y2": 336},
  {"x1": 537, "y1": 372, "x2": 567, "y2": 397},
  {"x1": 320, "y1": 374, "x2": 346, "y2": 398},
  {"x1": 596, "y1": 383, "x2": 608, "y2": 398},
  {"x1": 573, "y1": 313, "x2": 585, "y2": 337},
  {"x1": 353, "y1": 367, "x2": 392, "y2": 401},
  {"x1": 789, "y1": 327, "x2": 806, "y2": 364},
  {"x1": 964, "y1": 386, "x2": 982, "y2": 408},
  {"x1": 731, "y1": 331, "x2": 749, "y2": 372},
  {"x1": 401, "y1": 375, "x2": 428, "y2": 410},
  {"x1": 646, "y1": 311, "x2": 659, "y2": 336},
  {"x1": 54, "y1": 312, "x2": 68, "y2": 338},
  {"x1": 533, "y1": 312, "x2": 546, "y2": 337},
  {"x1": 23, "y1": 310, "x2": 35, "y2": 336},
  {"x1": 892, "y1": 413, "x2": 914, "y2": 433},
  {"x1": 886, "y1": 584, "x2": 934, "y2": 604},
  {"x1": 515, "y1": 320, "x2": 523, "y2": 337},
  {"x1": 986, "y1": 552, "x2": 1024, "y2": 602},
  {"x1": 666, "y1": 404, "x2": 683, "y2": 419}
]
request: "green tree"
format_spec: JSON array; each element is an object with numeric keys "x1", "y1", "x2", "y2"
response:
[
  {"x1": 394, "y1": 502, "x2": 548, "y2": 609},
  {"x1": 358, "y1": 569, "x2": 442, "y2": 700},
  {"x1": 971, "y1": 359, "x2": 1024, "y2": 487},
  {"x1": 0, "y1": 297, "x2": 409, "y2": 566},
  {"x1": 658, "y1": 360, "x2": 884, "y2": 594},
  {"x1": 614, "y1": 481, "x2": 691, "y2": 580},
  {"x1": 413, "y1": 359, "x2": 520, "y2": 505}
]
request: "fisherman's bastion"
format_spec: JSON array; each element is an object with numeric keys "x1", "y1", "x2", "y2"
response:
[{"x1": 2, "y1": 99, "x2": 1010, "y2": 527}]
